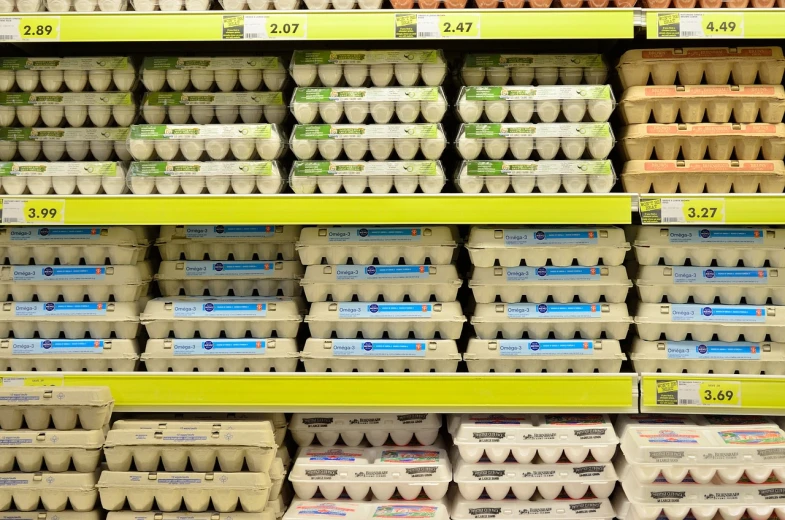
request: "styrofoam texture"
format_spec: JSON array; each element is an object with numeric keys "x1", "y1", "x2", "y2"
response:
[
  {"x1": 622, "y1": 160, "x2": 785, "y2": 194},
  {"x1": 155, "y1": 260, "x2": 303, "y2": 298},
  {"x1": 284, "y1": 499, "x2": 449, "y2": 520},
  {"x1": 464, "y1": 338, "x2": 626, "y2": 373},
  {"x1": 127, "y1": 162, "x2": 285, "y2": 195},
  {"x1": 0, "y1": 338, "x2": 140, "y2": 371},
  {"x1": 451, "y1": 495, "x2": 616, "y2": 520},
  {"x1": 0, "y1": 386, "x2": 113, "y2": 431},
  {"x1": 0, "y1": 300, "x2": 141, "y2": 339},
  {"x1": 156, "y1": 225, "x2": 300, "y2": 261},
  {"x1": 460, "y1": 54, "x2": 609, "y2": 87},
  {"x1": 289, "y1": 413, "x2": 442, "y2": 447},
  {"x1": 455, "y1": 160, "x2": 616, "y2": 194},
  {"x1": 109, "y1": 512, "x2": 274, "y2": 520},
  {"x1": 301, "y1": 338, "x2": 461, "y2": 372},
  {"x1": 0, "y1": 429, "x2": 104, "y2": 472},
  {"x1": 0, "y1": 470, "x2": 99, "y2": 512},
  {"x1": 142, "y1": 337, "x2": 299, "y2": 372}
]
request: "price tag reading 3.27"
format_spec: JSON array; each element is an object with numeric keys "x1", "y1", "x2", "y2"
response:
[
  {"x1": 0, "y1": 16, "x2": 60, "y2": 41},
  {"x1": 661, "y1": 197, "x2": 726, "y2": 224}
]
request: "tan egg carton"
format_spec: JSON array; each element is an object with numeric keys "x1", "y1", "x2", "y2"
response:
[
  {"x1": 306, "y1": 301, "x2": 465, "y2": 339},
  {"x1": 142, "y1": 337, "x2": 299, "y2": 373},
  {"x1": 635, "y1": 265, "x2": 785, "y2": 305},
  {"x1": 467, "y1": 226, "x2": 629, "y2": 268},
  {"x1": 297, "y1": 226, "x2": 457, "y2": 266},
  {"x1": 108, "y1": 512, "x2": 275, "y2": 520},
  {"x1": 141, "y1": 297, "x2": 304, "y2": 339},
  {"x1": 471, "y1": 302, "x2": 632, "y2": 340},
  {"x1": 0, "y1": 387, "x2": 113, "y2": 431},
  {"x1": 284, "y1": 500, "x2": 449, "y2": 520},
  {"x1": 157, "y1": 225, "x2": 300, "y2": 261},
  {"x1": 0, "y1": 429, "x2": 103, "y2": 472},
  {"x1": 622, "y1": 160, "x2": 785, "y2": 194},
  {"x1": 620, "y1": 123, "x2": 785, "y2": 161},
  {"x1": 289, "y1": 413, "x2": 441, "y2": 447},
  {"x1": 617, "y1": 48, "x2": 785, "y2": 89},
  {"x1": 112, "y1": 415, "x2": 285, "y2": 446},
  {"x1": 5, "y1": 512, "x2": 102, "y2": 520},
  {"x1": 156, "y1": 260, "x2": 303, "y2": 298},
  {"x1": 97, "y1": 471, "x2": 271, "y2": 513},
  {"x1": 0, "y1": 301, "x2": 141, "y2": 339},
  {"x1": 301, "y1": 338, "x2": 460, "y2": 373},
  {"x1": 0, "y1": 338, "x2": 140, "y2": 372},
  {"x1": 0, "y1": 470, "x2": 99, "y2": 511},
  {"x1": 470, "y1": 265, "x2": 631, "y2": 304},
  {"x1": 266, "y1": 494, "x2": 287, "y2": 520},
  {"x1": 269, "y1": 456, "x2": 286, "y2": 500},
  {"x1": 464, "y1": 338, "x2": 625, "y2": 373}
]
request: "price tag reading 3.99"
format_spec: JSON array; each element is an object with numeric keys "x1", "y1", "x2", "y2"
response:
[{"x1": 1, "y1": 199, "x2": 65, "y2": 225}]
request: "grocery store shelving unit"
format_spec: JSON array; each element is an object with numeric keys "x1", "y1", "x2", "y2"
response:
[{"x1": 634, "y1": 194, "x2": 785, "y2": 225}]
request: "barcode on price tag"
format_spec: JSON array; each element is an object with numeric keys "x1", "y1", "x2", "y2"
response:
[
  {"x1": 657, "y1": 12, "x2": 743, "y2": 38},
  {"x1": 1, "y1": 199, "x2": 65, "y2": 224},
  {"x1": 656, "y1": 379, "x2": 741, "y2": 407},
  {"x1": 394, "y1": 13, "x2": 480, "y2": 39},
  {"x1": 0, "y1": 17, "x2": 60, "y2": 41}
]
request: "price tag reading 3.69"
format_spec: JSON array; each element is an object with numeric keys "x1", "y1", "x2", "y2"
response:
[{"x1": 699, "y1": 381, "x2": 741, "y2": 407}]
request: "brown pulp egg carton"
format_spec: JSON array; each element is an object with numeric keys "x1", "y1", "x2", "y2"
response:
[
  {"x1": 108, "y1": 512, "x2": 274, "y2": 520},
  {"x1": 0, "y1": 470, "x2": 99, "y2": 512},
  {"x1": 3, "y1": 512, "x2": 102, "y2": 520},
  {"x1": 269, "y1": 456, "x2": 286, "y2": 500},
  {"x1": 0, "y1": 338, "x2": 140, "y2": 372},
  {"x1": 300, "y1": 338, "x2": 461, "y2": 373},
  {"x1": 0, "y1": 300, "x2": 141, "y2": 339},
  {"x1": 142, "y1": 337, "x2": 299, "y2": 373},
  {"x1": 111, "y1": 416, "x2": 285, "y2": 447},
  {"x1": 643, "y1": 0, "x2": 782, "y2": 7},
  {"x1": 0, "y1": 430, "x2": 104, "y2": 472},
  {"x1": 156, "y1": 225, "x2": 300, "y2": 262},
  {"x1": 0, "y1": 387, "x2": 113, "y2": 431},
  {"x1": 155, "y1": 260, "x2": 303, "y2": 298}
]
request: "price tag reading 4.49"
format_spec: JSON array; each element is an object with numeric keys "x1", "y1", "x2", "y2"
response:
[
  {"x1": 702, "y1": 14, "x2": 743, "y2": 37},
  {"x1": 0, "y1": 16, "x2": 60, "y2": 41},
  {"x1": 1, "y1": 199, "x2": 65, "y2": 225},
  {"x1": 699, "y1": 381, "x2": 741, "y2": 407},
  {"x1": 439, "y1": 13, "x2": 480, "y2": 37}
]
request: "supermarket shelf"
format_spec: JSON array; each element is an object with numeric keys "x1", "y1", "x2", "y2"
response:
[
  {"x1": 644, "y1": 9, "x2": 783, "y2": 39},
  {"x1": 636, "y1": 194, "x2": 785, "y2": 225},
  {"x1": 0, "y1": 372, "x2": 639, "y2": 413}
]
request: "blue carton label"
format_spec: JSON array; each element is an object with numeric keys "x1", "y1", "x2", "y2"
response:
[
  {"x1": 13, "y1": 302, "x2": 108, "y2": 317},
  {"x1": 11, "y1": 339, "x2": 104, "y2": 355},
  {"x1": 172, "y1": 299, "x2": 268, "y2": 317},
  {"x1": 672, "y1": 267, "x2": 769, "y2": 284},
  {"x1": 338, "y1": 303, "x2": 432, "y2": 319},
  {"x1": 671, "y1": 304, "x2": 767, "y2": 323},
  {"x1": 506, "y1": 303, "x2": 602, "y2": 319},
  {"x1": 185, "y1": 225, "x2": 275, "y2": 238},
  {"x1": 327, "y1": 227, "x2": 422, "y2": 242},
  {"x1": 183, "y1": 261, "x2": 276, "y2": 277},
  {"x1": 668, "y1": 227, "x2": 765, "y2": 244},
  {"x1": 506, "y1": 266, "x2": 601, "y2": 282},
  {"x1": 10, "y1": 227, "x2": 102, "y2": 241},
  {"x1": 666, "y1": 341, "x2": 761, "y2": 360},
  {"x1": 13, "y1": 266, "x2": 106, "y2": 281},
  {"x1": 504, "y1": 228, "x2": 599, "y2": 247},
  {"x1": 332, "y1": 339, "x2": 427, "y2": 357},
  {"x1": 499, "y1": 339, "x2": 594, "y2": 356},
  {"x1": 336, "y1": 265, "x2": 428, "y2": 280},
  {"x1": 172, "y1": 339, "x2": 266, "y2": 356}
]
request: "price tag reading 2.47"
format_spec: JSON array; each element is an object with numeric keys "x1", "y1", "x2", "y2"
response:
[{"x1": 439, "y1": 13, "x2": 480, "y2": 37}]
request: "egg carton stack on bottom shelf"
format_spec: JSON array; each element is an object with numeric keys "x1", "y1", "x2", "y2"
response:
[
  {"x1": 465, "y1": 226, "x2": 631, "y2": 373},
  {"x1": 630, "y1": 225, "x2": 785, "y2": 375},
  {"x1": 298, "y1": 226, "x2": 464, "y2": 372}
]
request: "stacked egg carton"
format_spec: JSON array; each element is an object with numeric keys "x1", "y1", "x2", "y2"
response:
[
  {"x1": 465, "y1": 226, "x2": 632, "y2": 373},
  {"x1": 630, "y1": 225, "x2": 785, "y2": 375},
  {"x1": 298, "y1": 226, "x2": 464, "y2": 372},
  {"x1": 618, "y1": 47, "x2": 785, "y2": 194},
  {"x1": 141, "y1": 225, "x2": 303, "y2": 372},
  {"x1": 127, "y1": 56, "x2": 289, "y2": 195},
  {"x1": 288, "y1": 50, "x2": 449, "y2": 195},
  {"x1": 0, "y1": 57, "x2": 136, "y2": 195},
  {"x1": 455, "y1": 54, "x2": 616, "y2": 195}
]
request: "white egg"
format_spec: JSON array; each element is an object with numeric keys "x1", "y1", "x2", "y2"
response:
[
  {"x1": 588, "y1": 99, "x2": 613, "y2": 122},
  {"x1": 510, "y1": 138, "x2": 534, "y2": 159},
  {"x1": 113, "y1": 104, "x2": 136, "y2": 126},
  {"x1": 421, "y1": 98, "x2": 446, "y2": 123},
  {"x1": 132, "y1": 0, "x2": 156, "y2": 10},
  {"x1": 75, "y1": 174, "x2": 101, "y2": 194},
  {"x1": 112, "y1": 66, "x2": 136, "y2": 91},
  {"x1": 536, "y1": 99, "x2": 561, "y2": 123},
  {"x1": 291, "y1": 138, "x2": 317, "y2": 160},
  {"x1": 167, "y1": 105, "x2": 191, "y2": 124},
  {"x1": 562, "y1": 99, "x2": 587, "y2": 123},
  {"x1": 394, "y1": 138, "x2": 418, "y2": 160},
  {"x1": 263, "y1": 69, "x2": 287, "y2": 91},
  {"x1": 485, "y1": 175, "x2": 510, "y2": 194},
  {"x1": 461, "y1": 68, "x2": 485, "y2": 86},
  {"x1": 130, "y1": 176, "x2": 155, "y2": 194},
  {"x1": 18, "y1": 141, "x2": 41, "y2": 161},
  {"x1": 181, "y1": 140, "x2": 205, "y2": 161},
  {"x1": 182, "y1": 175, "x2": 207, "y2": 194},
  {"x1": 343, "y1": 65, "x2": 368, "y2": 88},
  {"x1": 562, "y1": 137, "x2": 586, "y2": 160},
  {"x1": 318, "y1": 103, "x2": 343, "y2": 124},
  {"x1": 317, "y1": 176, "x2": 342, "y2": 194},
  {"x1": 42, "y1": 141, "x2": 65, "y2": 161},
  {"x1": 512, "y1": 67, "x2": 535, "y2": 85},
  {"x1": 73, "y1": 0, "x2": 96, "y2": 8},
  {"x1": 222, "y1": 0, "x2": 245, "y2": 9},
  {"x1": 88, "y1": 70, "x2": 113, "y2": 91},
  {"x1": 64, "y1": 70, "x2": 88, "y2": 92},
  {"x1": 40, "y1": 70, "x2": 63, "y2": 92},
  {"x1": 17, "y1": 106, "x2": 40, "y2": 127},
  {"x1": 143, "y1": 105, "x2": 166, "y2": 124},
  {"x1": 419, "y1": 174, "x2": 443, "y2": 194},
  {"x1": 318, "y1": 64, "x2": 343, "y2": 87},
  {"x1": 87, "y1": 105, "x2": 111, "y2": 127},
  {"x1": 115, "y1": 141, "x2": 131, "y2": 161},
  {"x1": 258, "y1": 166, "x2": 284, "y2": 194},
  {"x1": 457, "y1": 99, "x2": 483, "y2": 123},
  {"x1": 293, "y1": 103, "x2": 319, "y2": 124},
  {"x1": 18, "y1": 0, "x2": 42, "y2": 8},
  {"x1": 357, "y1": 0, "x2": 380, "y2": 7},
  {"x1": 536, "y1": 173, "x2": 562, "y2": 194},
  {"x1": 235, "y1": 69, "x2": 262, "y2": 91},
  {"x1": 27, "y1": 175, "x2": 52, "y2": 195},
  {"x1": 370, "y1": 64, "x2": 394, "y2": 87},
  {"x1": 0, "y1": 71, "x2": 14, "y2": 92},
  {"x1": 457, "y1": 134, "x2": 482, "y2": 160},
  {"x1": 155, "y1": 176, "x2": 180, "y2": 194},
  {"x1": 154, "y1": 140, "x2": 180, "y2": 161},
  {"x1": 239, "y1": 106, "x2": 263, "y2": 124},
  {"x1": 166, "y1": 69, "x2": 190, "y2": 90},
  {"x1": 369, "y1": 140, "x2": 393, "y2": 160},
  {"x1": 563, "y1": 173, "x2": 588, "y2": 193},
  {"x1": 230, "y1": 139, "x2": 255, "y2": 160},
  {"x1": 484, "y1": 139, "x2": 508, "y2": 160},
  {"x1": 129, "y1": 140, "x2": 155, "y2": 160},
  {"x1": 395, "y1": 101, "x2": 419, "y2": 123},
  {"x1": 332, "y1": 0, "x2": 354, "y2": 7},
  {"x1": 41, "y1": 106, "x2": 64, "y2": 127},
  {"x1": 215, "y1": 106, "x2": 239, "y2": 124},
  {"x1": 535, "y1": 67, "x2": 559, "y2": 85},
  {"x1": 291, "y1": 175, "x2": 317, "y2": 194},
  {"x1": 317, "y1": 139, "x2": 343, "y2": 160},
  {"x1": 588, "y1": 136, "x2": 613, "y2": 159},
  {"x1": 584, "y1": 68, "x2": 608, "y2": 84},
  {"x1": 394, "y1": 64, "x2": 419, "y2": 87},
  {"x1": 291, "y1": 65, "x2": 318, "y2": 87},
  {"x1": 161, "y1": 0, "x2": 184, "y2": 9},
  {"x1": 256, "y1": 133, "x2": 282, "y2": 160},
  {"x1": 588, "y1": 172, "x2": 614, "y2": 193},
  {"x1": 231, "y1": 173, "x2": 256, "y2": 194},
  {"x1": 421, "y1": 133, "x2": 446, "y2": 160},
  {"x1": 90, "y1": 140, "x2": 113, "y2": 161},
  {"x1": 510, "y1": 100, "x2": 534, "y2": 122},
  {"x1": 142, "y1": 69, "x2": 166, "y2": 91},
  {"x1": 191, "y1": 106, "x2": 215, "y2": 125},
  {"x1": 559, "y1": 68, "x2": 584, "y2": 84},
  {"x1": 370, "y1": 101, "x2": 394, "y2": 123},
  {"x1": 190, "y1": 70, "x2": 214, "y2": 91},
  {"x1": 0, "y1": 141, "x2": 16, "y2": 160},
  {"x1": 66, "y1": 141, "x2": 89, "y2": 160},
  {"x1": 485, "y1": 100, "x2": 509, "y2": 123},
  {"x1": 486, "y1": 67, "x2": 510, "y2": 86},
  {"x1": 344, "y1": 102, "x2": 369, "y2": 124},
  {"x1": 102, "y1": 166, "x2": 126, "y2": 194},
  {"x1": 344, "y1": 139, "x2": 368, "y2": 161},
  {"x1": 206, "y1": 139, "x2": 231, "y2": 160},
  {"x1": 369, "y1": 175, "x2": 393, "y2": 194},
  {"x1": 0, "y1": 106, "x2": 14, "y2": 126},
  {"x1": 305, "y1": 0, "x2": 329, "y2": 8},
  {"x1": 185, "y1": 0, "x2": 208, "y2": 8},
  {"x1": 0, "y1": 0, "x2": 14, "y2": 11},
  {"x1": 421, "y1": 63, "x2": 447, "y2": 86},
  {"x1": 342, "y1": 175, "x2": 367, "y2": 194},
  {"x1": 263, "y1": 105, "x2": 287, "y2": 124},
  {"x1": 15, "y1": 70, "x2": 38, "y2": 92},
  {"x1": 512, "y1": 174, "x2": 536, "y2": 193},
  {"x1": 216, "y1": 70, "x2": 238, "y2": 92},
  {"x1": 2, "y1": 175, "x2": 26, "y2": 195},
  {"x1": 535, "y1": 137, "x2": 560, "y2": 160},
  {"x1": 457, "y1": 166, "x2": 484, "y2": 193}
]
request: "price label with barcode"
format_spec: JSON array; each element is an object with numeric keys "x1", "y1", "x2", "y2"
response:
[
  {"x1": 394, "y1": 13, "x2": 480, "y2": 39},
  {"x1": 656, "y1": 12, "x2": 743, "y2": 38},
  {"x1": 656, "y1": 379, "x2": 741, "y2": 407},
  {"x1": 1, "y1": 199, "x2": 65, "y2": 225},
  {"x1": 222, "y1": 14, "x2": 306, "y2": 40},
  {"x1": 640, "y1": 197, "x2": 725, "y2": 224},
  {"x1": 0, "y1": 16, "x2": 60, "y2": 41}
]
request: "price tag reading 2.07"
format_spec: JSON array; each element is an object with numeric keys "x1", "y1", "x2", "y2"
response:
[{"x1": 242, "y1": 14, "x2": 306, "y2": 40}]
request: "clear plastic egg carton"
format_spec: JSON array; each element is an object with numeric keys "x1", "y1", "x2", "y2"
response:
[
  {"x1": 44, "y1": 0, "x2": 127, "y2": 12},
  {"x1": 456, "y1": 123, "x2": 614, "y2": 161},
  {"x1": 470, "y1": 265, "x2": 632, "y2": 304},
  {"x1": 128, "y1": 124, "x2": 287, "y2": 161},
  {"x1": 451, "y1": 495, "x2": 616, "y2": 520},
  {"x1": 0, "y1": 301, "x2": 141, "y2": 339},
  {"x1": 284, "y1": 500, "x2": 449, "y2": 520},
  {"x1": 0, "y1": 161, "x2": 127, "y2": 195},
  {"x1": 622, "y1": 160, "x2": 785, "y2": 194},
  {"x1": 636, "y1": 266, "x2": 785, "y2": 305},
  {"x1": 290, "y1": 160, "x2": 446, "y2": 195},
  {"x1": 306, "y1": 301, "x2": 465, "y2": 339},
  {"x1": 460, "y1": 54, "x2": 609, "y2": 87},
  {"x1": 0, "y1": 386, "x2": 113, "y2": 431},
  {"x1": 0, "y1": 429, "x2": 104, "y2": 472},
  {"x1": 289, "y1": 445, "x2": 451, "y2": 500},
  {"x1": 0, "y1": 92, "x2": 135, "y2": 129},
  {"x1": 290, "y1": 124, "x2": 447, "y2": 161},
  {"x1": 289, "y1": 413, "x2": 442, "y2": 447},
  {"x1": 127, "y1": 161, "x2": 285, "y2": 195},
  {"x1": 156, "y1": 260, "x2": 303, "y2": 298},
  {"x1": 297, "y1": 226, "x2": 457, "y2": 266},
  {"x1": 290, "y1": 50, "x2": 448, "y2": 88},
  {"x1": 157, "y1": 225, "x2": 299, "y2": 262},
  {"x1": 620, "y1": 123, "x2": 785, "y2": 161},
  {"x1": 141, "y1": 297, "x2": 304, "y2": 339},
  {"x1": 301, "y1": 338, "x2": 461, "y2": 373},
  {"x1": 0, "y1": 338, "x2": 140, "y2": 371},
  {"x1": 456, "y1": 86, "x2": 615, "y2": 124},
  {"x1": 0, "y1": 127, "x2": 131, "y2": 162},
  {"x1": 109, "y1": 513, "x2": 274, "y2": 520},
  {"x1": 617, "y1": 48, "x2": 785, "y2": 89},
  {"x1": 141, "y1": 56, "x2": 287, "y2": 93},
  {"x1": 128, "y1": 0, "x2": 211, "y2": 10},
  {"x1": 464, "y1": 338, "x2": 626, "y2": 373},
  {"x1": 467, "y1": 226, "x2": 630, "y2": 268},
  {"x1": 471, "y1": 302, "x2": 632, "y2": 340},
  {"x1": 448, "y1": 413, "x2": 619, "y2": 464},
  {"x1": 97, "y1": 471, "x2": 271, "y2": 513},
  {"x1": 0, "y1": 470, "x2": 99, "y2": 512},
  {"x1": 142, "y1": 337, "x2": 299, "y2": 372},
  {"x1": 141, "y1": 92, "x2": 286, "y2": 126},
  {"x1": 456, "y1": 160, "x2": 615, "y2": 194},
  {"x1": 0, "y1": 57, "x2": 136, "y2": 93}
]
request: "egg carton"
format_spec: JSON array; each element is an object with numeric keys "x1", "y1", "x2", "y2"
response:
[
  {"x1": 289, "y1": 413, "x2": 441, "y2": 447},
  {"x1": 464, "y1": 338, "x2": 626, "y2": 373},
  {"x1": 634, "y1": 226, "x2": 785, "y2": 267},
  {"x1": 470, "y1": 265, "x2": 631, "y2": 304},
  {"x1": 0, "y1": 301, "x2": 141, "y2": 339},
  {"x1": 456, "y1": 160, "x2": 616, "y2": 194},
  {"x1": 290, "y1": 124, "x2": 447, "y2": 161},
  {"x1": 0, "y1": 127, "x2": 131, "y2": 162},
  {"x1": 0, "y1": 57, "x2": 136, "y2": 93},
  {"x1": 621, "y1": 86, "x2": 785, "y2": 125},
  {"x1": 290, "y1": 50, "x2": 447, "y2": 88},
  {"x1": 141, "y1": 92, "x2": 286, "y2": 126},
  {"x1": 142, "y1": 337, "x2": 299, "y2": 372},
  {"x1": 129, "y1": 0, "x2": 211, "y2": 11},
  {"x1": 0, "y1": 429, "x2": 103, "y2": 472},
  {"x1": 128, "y1": 124, "x2": 287, "y2": 161},
  {"x1": 109, "y1": 513, "x2": 274, "y2": 520},
  {"x1": 2, "y1": 224, "x2": 151, "y2": 245},
  {"x1": 636, "y1": 266, "x2": 785, "y2": 305},
  {"x1": 127, "y1": 161, "x2": 285, "y2": 195},
  {"x1": 0, "y1": 338, "x2": 139, "y2": 372},
  {"x1": 266, "y1": 495, "x2": 287, "y2": 520},
  {"x1": 471, "y1": 302, "x2": 632, "y2": 340},
  {"x1": 617, "y1": 48, "x2": 785, "y2": 89},
  {"x1": 467, "y1": 226, "x2": 629, "y2": 268},
  {"x1": 156, "y1": 260, "x2": 303, "y2": 298},
  {"x1": 460, "y1": 54, "x2": 609, "y2": 87},
  {"x1": 290, "y1": 160, "x2": 446, "y2": 194},
  {"x1": 306, "y1": 301, "x2": 465, "y2": 339},
  {"x1": 0, "y1": 161, "x2": 127, "y2": 195},
  {"x1": 301, "y1": 338, "x2": 461, "y2": 372},
  {"x1": 0, "y1": 386, "x2": 113, "y2": 431},
  {"x1": 297, "y1": 226, "x2": 457, "y2": 265},
  {"x1": 451, "y1": 496, "x2": 615, "y2": 520},
  {"x1": 623, "y1": 160, "x2": 785, "y2": 194},
  {"x1": 141, "y1": 56, "x2": 287, "y2": 92},
  {"x1": 157, "y1": 225, "x2": 299, "y2": 262},
  {"x1": 285, "y1": 500, "x2": 449, "y2": 520},
  {"x1": 448, "y1": 413, "x2": 619, "y2": 464},
  {"x1": 0, "y1": 93, "x2": 135, "y2": 128},
  {"x1": 644, "y1": 0, "x2": 782, "y2": 8},
  {"x1": 456, "y1": 123, "x2": 614, "y2": 161},
  {"x1": 141, "y1": 296, "x2": 304, "y2": 339},
  {"x1": 112, "y1": 416, "x2": 284, "y2": 446},
  {"x1": 0, "y1": 0, "x2": 43, "y2": 10},
  {"x1": 3, "y1": 512, "x2": 102, "y2": 520},
  {"x1": 97, "y1": 471, "x2": 271, "y2": 513},
  {"x1": 44, "y1": 0, "x2": 127, "y2": 9},
  {"x1": 0, "y1": 471, "x2": 99, "y2": 512}
]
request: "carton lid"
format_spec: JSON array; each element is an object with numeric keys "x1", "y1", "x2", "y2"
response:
[
  {"x1": 621, "y1": 123, "x2": 785, "y2": 141},
  {"x1": 451, "y1": 451, "x2": 618, "y2": 483},
  {"x1": 297, "y1": 226, "x2": 457, "y2": 248},
  {"x1": 0, "y1": 386, "x2": 113, "y2": 407},
  {"x1": 0, "y1": 429, "x2": 105, "y2": 448},
  {"x1": 470, "y1": 302, "x2": 631, "y2": 323},
  {"x1": 158, "y1": 225, "x2": 301, "y2": 244},
  {"x1": 636, "y1": 265, "x2": 785, "y2": 286},
  {"x1": 96, "y1": 471, "x2": 271, "y2": 491},
  {"x1": 141, "y1": 297, "x2": 306, "y2": 321},
  {"x1": 450, "y1": 495, "x2": 615, "y2": 520},
  {"x1": 618, "y1": 47, "x2": 785, "y2": 66},
  {"x1": 466, "y1": 226, "x2": 628, "y2": 250},
  {"x1": 285, "y1": 500, "x2": 449, "y2": 520},
  {"x1": 141, "y1": 338, "x2": 299, "y2": 360},
  {"x1": 301, "y1": 264, "x2": 461, "y2": 286},
  {"x1": 634, "y1": 302, "x2": 783, "y2": 325},
  {"x1": 0, "y1": 226, "x2": 151, "y2": 247},
  {"x1": 156, "y1": 261, "x2": 303, "y2": 281},
  {"x1": 289, "y1": 413, "x2": 441, "y2": 433},
  {"x1": 469, "y1": 265, "x2": 632, "y2": 287},
  {"x1": 105, "y1": 428, "x2": 275, "y2": 449},
  {"x1": 113, "y1": 414, "x2": 284, "y2": 429},
  {"x1": 630, "y1": 337, "x2": 785, "y2": 362},
  {"x1": 0, "y1": 263, "x2": 152, "y2": 285},
  {"x1": 108, "y1": 512, "x2": 274, "y2": 520},
  {"x1": 306, "y1": 301, "x2": 465, "y2": 322},
  {"x1": 622, "y1": 85, "x2": 785, "y2": 102},
  {"x1": 0, "y1": 301, "x2": 142, "y2": 322},
  {"x1": 301, "y1": 338, "x2": 460, "y2": 361},
  {"x1": 623, "y1": 160, "x2": 785, "y2": 177},
  {"x1": 0, "y1": 470, "x2": 99, "y2": 490},
  {"x1": 0, "y1": 339, "x2": 140, "y2": 360},
  {"x1": 465, "y1": 338, "x2": 625, "y2": 361},
  {"x1": 5, "y1": 513, "x2": 102, "y2": 520}
]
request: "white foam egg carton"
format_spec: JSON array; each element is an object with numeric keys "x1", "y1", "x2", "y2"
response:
[
  {"x1": 0, "y1": 386, "x2": 113, "y2": 431},
  {"x1": 290, "y1": 124, "x2": 446, "y2": 161},
  {"x1": 97, "y1": 471, "x2": 271, "y2": 513},
  {"x1": 471, "y1": 302, "x2": 632, "y2": 340},
  {"x1": 141, "y1": 92, "x2": 286, "y2": 126},
  {"x1": 0, "y1": 57, "x2": 135, "y2": 93},
  {"x1": 290, "y1": 160, "x2": 446, "y2": 194},
  {"x1": 128, "y1": 124, "x2": 287, "y2": 162},
  {"x1": 456, "y1": 123, "x2": 614, "y2": 161},
  {"x1": 0, "y1": 470, "x2": 99, "y2": 512},
  {"x1": 289, "y1": 413, "x2": 441, "y2": 447},
  {"x1": 112, "y1": 416, "x2": 284, "y2": 445},
  {"x1": 0, "y1": 429, "x2": 103, "y2": 472},
  {"x1": 0, "y1": 338, "x2": 139, "y2": 372},
  {"x1": 0, "y1": 92, "x2": 135, "y2": 128},
  {"x1": 464, "y1": 338, "x2": 626, "y2": 373},
  {"x1": 636, "y1": 265, "x2": 785, "y2": 305},
  {"x1": 460, "y1": 54, "x2": 609, "y2": 86},
  {"x1": 448, "y1": 413, "x2": 618, "y2": 464},
  {"x1": 306, "y1": 301, "x2": 465, "y2": 339},
  {"x1": 127, "y1": 160, "x2": 285, "y2": 195},
  {"x1": 467, "y1": 226, "x2": 629, "y2": 268},
  {"x1": 622, "y1": 160, "x2": 785, "y2": 194},
  {"x1": 109, "y1": 512, "x2": 273, "y2": 520},
  {"x1": 620, "y1": 123, "x2": 785, "y2": 161},
  {"x1": 297, "y1": 225, "x2": 457, "y2": 266},
  {"x1": 0, "y1": 161, "x2": 127, "y2": 195},
  {"x1": 157, "y1": 225, "x2": 298, "y2": 262},
  {"x1": 451, "y1": 495, "x2": 616, "y2": 520},
  {"x1": 284, "y1": 500, "x2": 449, "y2": 520},
  {"x1": 141, "y1": 56, "x2": 287, "y2": 92},
  {"x1": 141, "y1": 296, "x2": 304, "y2": 339},
  {"x1": 290, "y1": 50, "x2": 447, "y2": 88},
  {"x1": 456, "y1": 160, "x2": 616, "y2": 194},
  {"x1": 630, "y1": 338, "x2": 785, "y2": 374},
  {"x1": 0, "y1": 300, "x2": 141, "y2": 339},
  {"x1": 3, "y1": 512, "x2": 102, "y2": 520},
  {"x1": 142, "y1": 337, "x2": 299, "y2": 372},
  {"x1": 156, "y1": 260, "x2": 303, "y2": 297},
  {"x1": 617, "y1": 48, "x2": 785, "y2": 89},
  {"x1": 0, "y1": 127, "x2": 130, "y2": 162},
  {"x1": 301, "y1": 338, "x2": 460, "y2": 372}
]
